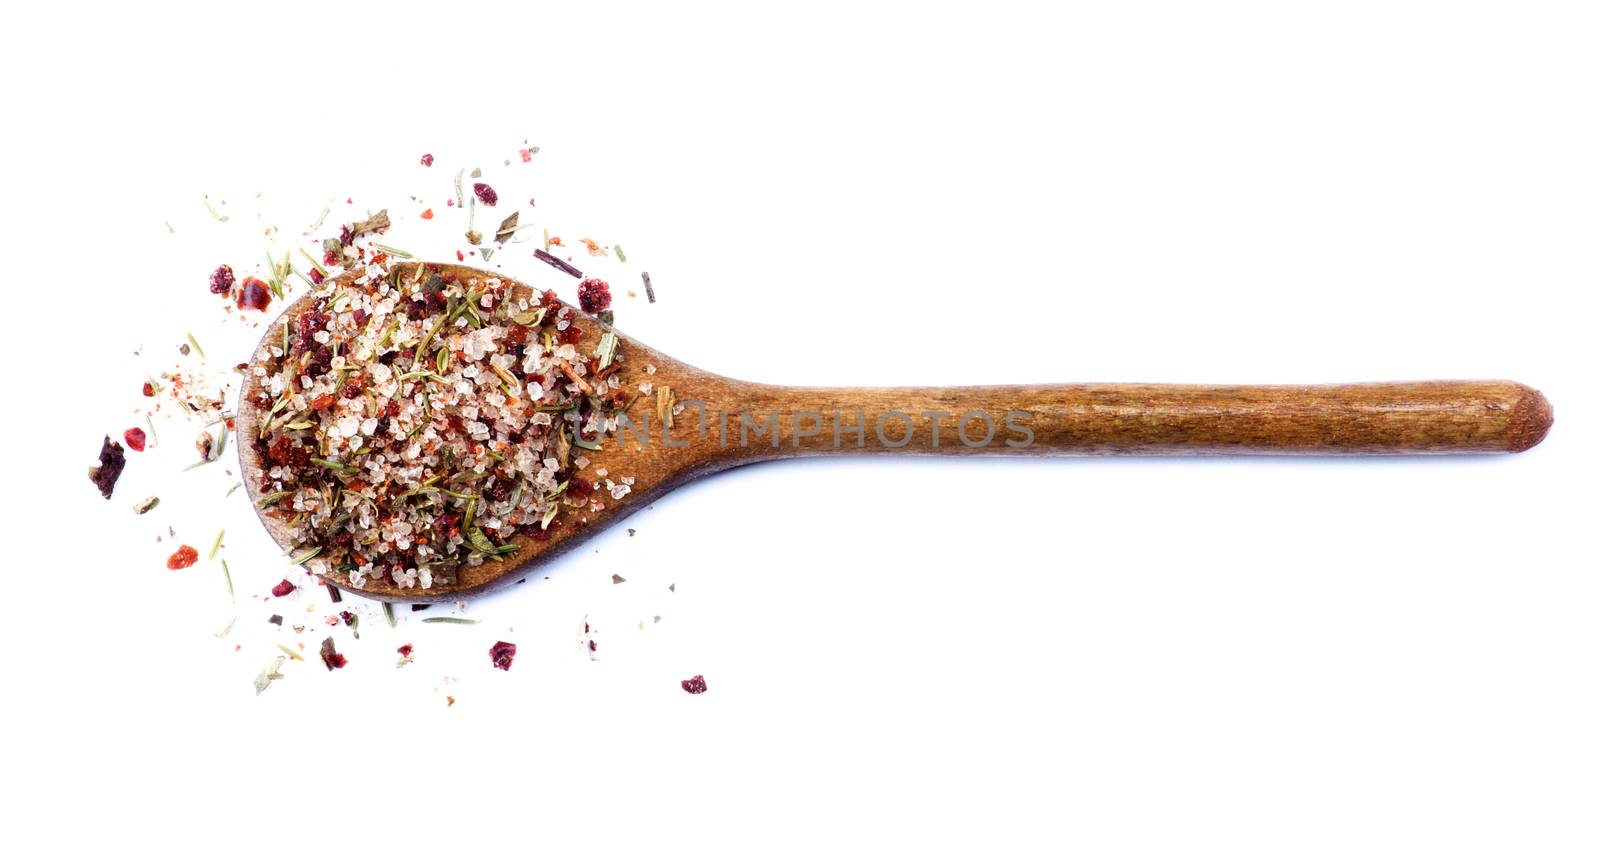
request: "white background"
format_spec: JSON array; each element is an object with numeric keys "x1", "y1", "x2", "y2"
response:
[{"x1": 3, "y1": 2, "x2": 1597, "y2": 845}]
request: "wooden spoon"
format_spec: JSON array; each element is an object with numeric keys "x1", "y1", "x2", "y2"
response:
[{"x1": 238, "y1": 262, "x2": 1553, "y2": 600}]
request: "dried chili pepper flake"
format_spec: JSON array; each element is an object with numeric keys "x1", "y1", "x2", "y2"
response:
[
  {"x1": 167, "y1": 544, "x2": 199, "y2": 571},
  {"x1": 455, "y1": 250, "x2": 465, "y2": 262},
  {"x1": 308, "y1": 267, "x2": 325, "y2": 285},
  {"x1": 519, "y1": 149, "x2": 533, "y2": 163},
  {"x1": 577, "y1": 278, "x2": 612, "y2": 313},
  {"x1": 142, "y1": 380, "x2": 156, "y2": 397},
  {"x1": 90, "y1": 436, "x2": 127, "y2": 498},
  {"x1": 322, "y1": 249, "x2": 340, "y2": 267},
  {"x1": 681, "y1": 674, "x2": 708, "y2": 694},
  {"x1": 420, "y1": 153, "x2": 434, "y2": 167},
  {"x1": 420, "y1": 208, "x2": 434, "y2": 220},
  {"x1": 473, "y1": 182, "x2": 498, "y2": 206},
  {"x1": 209, "y1": 264, "x2": 235, "y2": 295},
  {"x1": 489, "y1": 640, "x2": 517, "y2": 670},
  {"x1": 123, "y1": 427, "x2": 147, "y2": 452},
  {"x1": 320, "y1": 636, "x2": 347, "y2": 670},
  {"x1": 270, "y1": 579, "x2": 296, "y2": 597},
  {"x1": 236, "y1": 277, "x2": 272, "y2": 311},
  {"x1": 397, "y1": 643, "x2": 413, "y2": 657}
]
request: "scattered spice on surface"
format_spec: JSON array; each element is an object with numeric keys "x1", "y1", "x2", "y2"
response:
[
  {"x1": 579, "y1": 238, "x2": 609, "y2": 257},
  {"x1": 473, "y1": 183, "x2": 498, "y2": 206},
  {"x1": 236, "y1": 277, "x2": 272, "y2": 311},
  {"x1": 494, "y1": 211, "x2": 519, "y2": 245},
  {"x1": 489, "y1": 640, "x2": 517, "y2": 670},
  {"x1": 319, "y1": 636, "x2": 347, "y2": 670},
  {"x1": 167, "y1": 544, "x2": 199, "y2": 571},
  {"x1": 534, "y1": 248, "x2": 582, "y2": 278},
  {"x1": 89, "y1": 437, "x2": 127, "y2": 498},
  {"x1": 681, "y1": 674, "x2": 708, "y2": 694},
  {"x1": 326, "y1": 583, "x2": 343, "y2": 603},
  {"x1": 642, "y1": 271, "x2": 655, "y2": 303},
  {"x1": 268, "y1": 614, "x2": 283, "y2": 626},
  {"x1": 420, "y1": 153, "x2": 434, "y2": 167},
  {"x1": 612, "y1": 574, "x2": 626, "y2": 584},
  {"x1": 254, "y1": 657, "x2": 286, "y2": 694},
  {"x1": 133, "y1": 495, "x2": 160, "y2": 514},
  {"x1": 423, "y1": 617, "x2": 480, "y2": 625},
  {"x1": 124, "y1": 427, "x2": 147, "y2": 452},
  {"x1": 341, "y1": 610, "x2": 359, "y2": 638},
  {"x1": 209, "y1": 265, "x2": 235, "y2": 295},
  {"x1": 208, "y1": 529, "x2": 225, "y2": 560},
  {"x1": 614, "y1": 244, "x2": 627, "y2": 263},
  {"x1": 577, "y1": 278, "x2": 612, "y2": 313},
  {"x1": 194, "y1": 431, "x2": 214, "y2": 461},
  {"x1": 270, "y1": 579, "x2": 296, "y2": 597},
  {"x1": 420, "y1": 208, "x2": 434, "y2": 220}
]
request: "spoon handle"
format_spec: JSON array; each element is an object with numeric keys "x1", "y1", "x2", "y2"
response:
[{"x1": 709, "y1": 380, "x2": 1552, "y2": 457}]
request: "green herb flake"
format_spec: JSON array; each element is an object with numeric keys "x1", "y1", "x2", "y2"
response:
[
  {"x1": 422, "y1": 617, "x2": 479, "y2": 625},
  {"x1": 186, "y1": 332, "x2": 206, "y2": 359},
  {"x1": 208, "y1": 529, "x2": 225, "y2": 560},
  {"x1": 254, "y1": 657, "x2": 286, "y2": 695},
  {"x1": 203, "y1": 196, "x2": 229, "y2": 223}
]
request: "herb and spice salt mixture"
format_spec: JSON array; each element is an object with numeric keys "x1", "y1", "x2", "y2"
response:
[
  {"x1": 245, "y1": 252, "x2": 627, "y2": 593},
  {"x1": 89, "y1": 145, "x2": 706, "y2": 701}
]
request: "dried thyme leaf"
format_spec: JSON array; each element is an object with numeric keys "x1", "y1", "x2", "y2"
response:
[
  {"x1": 372, "y1": 244, "x2": 414, "y2": 259},
  {"x1": 352, "y1": 209, "x2": 390, "y2": 236},
  {"x1": 186, "y1": 332, "x2": 206, "y2": 358},
  {"x1": 277, "y1": 643, "x2": 304, "y2": 661},
  {"x1": 220, "y1": 557, "x2": 235, "y2": 602},
  {"x1": 289, "y1": 546, "x2": 322, "y2": 565},
  {"x1": 208, "y1": 529, "x2": 225, "y2": 560},
  {"x1": 494, "y1": 211, "x2": 519, "y2": 245},
  {"x1": 383, "y1": 602, "x2": 397, "y2": 628},
  {"x1": 253, "y1": 656, "x2": 285, "y2": 694},
  {"x1": 422, "y1": 617, "x2": 479, "y2": 625},
  {"x1": 203, "y1": 197, "x2": 229, "y2": 223}
]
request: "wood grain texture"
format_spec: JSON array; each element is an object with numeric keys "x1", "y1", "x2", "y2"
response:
[{"x1": 238, "y1": 262, "x2": 1553, "y2": 600}]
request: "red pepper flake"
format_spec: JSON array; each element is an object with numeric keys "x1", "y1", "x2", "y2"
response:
[
  {"x1": 142, "y1": 380, "x2": 156, "y2": 397},
  {"x1": 420, "y1": 153, "x2": 434, "y2": 167},
  {"x1": 549, "y1": 236, "x2": 563, "y2": 247},
  {"x1": 167, "y1": 544, "x2": 199, "y2": 571},
  {"x1": 123, "y1": 427, "x2": 147, "y2": 452},
  {"x1": 323, "y1": 249, "x2": 340, "y2": 267},
  {"x1": 270, "y1": 579, "x2": 296, "y2": 597},
  {"x1": 455, "y1": 250, "x2": 465, "y2": 262},
  {"x1": 309, "y1": 267, "x2": 326, "y2": 285},
  {"x1": 681, "y1": 674, "x2": 708, "y2": 694},
  {"x1": 397, "y1": 644, "x2": 413, "y2": 657},
  {"x1": 236, "y1": 277, "x2": 272, "y2": 311},
  {"x1": 577, "y1": 278, "x2": 612, "y2": 313},
  {"x1": 489, "y1": 640, "x2": 517, "y2": 670},
  {"x1": 209, "y1": 264, "x2": 235, "y2": 295},
  {"x1": 473, "y1": 182, "x2": 498, "y2": 206},
  {"x1": 420, "y1": 208, "x2": 434, "y2": 220},
  {"x1": 320, "y1": 636, "x2": 347, "y2": 670},
  {"x1": 519, "y1": 149, "x2": 533, "y2": 163}
]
